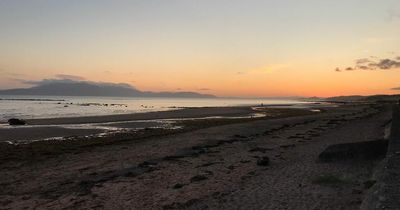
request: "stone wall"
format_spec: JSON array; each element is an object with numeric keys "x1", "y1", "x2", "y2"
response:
[{"x1": 362, "y1": 105, "x2": 400, "y2": 210}]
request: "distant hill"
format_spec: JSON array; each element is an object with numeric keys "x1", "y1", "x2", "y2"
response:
[
  {"x1": 325, "y1": 95, "x2": 366, "y2": 102},
  {"x1": 363, "y1": 94, "x2": 400, "y2": 102},
  {"x1": 325, "y1": 94, "x2": 400, "y2": 102},
  {"x1": 0, "y1": 81, "x2": 216, "y2": 98}
]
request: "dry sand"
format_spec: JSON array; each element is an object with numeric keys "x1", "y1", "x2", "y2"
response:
[{"x1": 0, "y1": 104, "x2": 392, "y2": 210}]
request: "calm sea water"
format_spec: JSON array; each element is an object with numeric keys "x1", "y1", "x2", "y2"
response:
[{"x1": 0, "y1": 95, "x2": 306, "y2": 121}]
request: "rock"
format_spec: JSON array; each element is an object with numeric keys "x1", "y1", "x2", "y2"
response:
[
  {"x1": 172, "y1": 183, "x2": 184, "y2": 189},
  {"x1": 204, "y1": 170, "x2": 214, "y2": 175},
  {"x1": 363, "y1": 180, "x2": 377, "y2": 189},
  {"x1": 227, "y1": 165, "x2": 235, "y2": 170},
  {"x1": 162, "y1": 199, "x2": 200, "y2": 210},
  {"x1": 196, "y1": 162, "x2": 219, "y2": 168},
  {"x1": 352, "y1": 189, "x2": 363, "y2": 194},
  {"x1": 249, "y1": 147, "x2": 273, "y2": 153},
  {"x1": 8, "y1": 118, "x2": 26, "y2": 125},
  {"x1": 233, "y1": 134, "x2": 247, "y2": 139},
  {"x1": 138, "y1": 161, "x2": 157, "y2": 168},
  {"x1": 280, "y1": 144, "x2": 296, "y2": 149},
  {"x1": 257, "y1": 156, "x2": 270, "y2": 166},
  {"x1": 318, "y1": 140, "x2": 388, "y2": 162},
  {"x1": 190, "y1": 175, "x2": 208, "y2": 182},
  {"x1": 212, "y1": 192, "x2": 221, "y2": 198}
]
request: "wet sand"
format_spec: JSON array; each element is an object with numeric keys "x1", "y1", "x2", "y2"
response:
[
  {"x1": 22, "y1": 107, "x2": 256, "y2": 125},
  {"x1": 0, "y1": 107, "x2": 256, "y2": 142},
  {"x1": 0, "y1": 103, "x2": 392, "y2": 209}
]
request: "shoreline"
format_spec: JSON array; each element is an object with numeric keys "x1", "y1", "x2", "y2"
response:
[
  {"x1": 5, "y1": 106, "x2": 256, "y2": 125},
  {"x1": 0, "y1": 106, "x2": 319, "y2": 143},
  {"x1": 0, "y1": 106, "x2": 254, "y2": 143},
  {"x1": 0, "y1": 95, "x2": 311, "y2": 123}
]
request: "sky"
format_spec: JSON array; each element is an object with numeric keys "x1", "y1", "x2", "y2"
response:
[{"x1": 0, "y1": 0, "x2": 400, "y2": 97}]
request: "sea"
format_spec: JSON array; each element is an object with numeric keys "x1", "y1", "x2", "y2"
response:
[{"x1": 0, "y1": 95, "x2": 308, "y2": 121}]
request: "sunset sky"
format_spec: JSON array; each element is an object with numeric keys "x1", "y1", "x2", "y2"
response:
[{"x1": 1, "y1": 0, "x2": 400, "y2": 97}]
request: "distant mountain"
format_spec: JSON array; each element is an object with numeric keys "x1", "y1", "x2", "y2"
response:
[{"x1": 0, "y1": 81, "x2": 216, "y2": 98}]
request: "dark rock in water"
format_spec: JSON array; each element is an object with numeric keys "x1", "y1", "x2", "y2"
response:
[
  {"x1": 318, "y1": 140, "x2": 388, "y2": 162},
  {"x1": 257, "y1": 156, "x2": 270, "y2": 166},
  {"x1": 190, "y1": 175, "x2": 208, "y2": 182},
  {"x1": 8, "y1": 118, "x2": 26, "y2": 125}
]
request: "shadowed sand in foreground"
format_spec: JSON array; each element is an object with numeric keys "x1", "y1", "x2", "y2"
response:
[{"x1": 0, "y1": 103, "x2": 392, "y2": 209}]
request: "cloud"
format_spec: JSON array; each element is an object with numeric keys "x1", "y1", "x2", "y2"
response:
[
  {"x1": 335, "y1": 68, "x2": 341, "y2": 72},
  {"x1": 16, "y1": 78, "x2": 78, "y2": 86},
  {"x1": 15, "y1": 76, "x2": 136, "y2": 89},
  {"x1": 356, "y1": 58, "x2": 371, "y2": 65},
  {"x1": 15, "y1": 74, "x2": 85, "y2": 85},
  {"x1": 335, "y1": 56, "x2": 400, "y2": 72},
  {"x1": 55, "y1": 74, "x2": 85, "y2": 81},
  {"x1": 357, "y1": 65, "x2": 370, "y2": 70},
  {"x1": 392, "y1": 87, "x2": 400, "y2": 90},
  {"x1": 370, "y1": 59, "x2": 400, "y2": 69},
  {"x1": 197, "y1": 88, "x2": 211, "y2": 91}
]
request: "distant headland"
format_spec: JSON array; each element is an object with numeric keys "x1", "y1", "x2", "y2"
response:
[{"x1": 0, "y1": 80, "x2": 216, "y2": 98}]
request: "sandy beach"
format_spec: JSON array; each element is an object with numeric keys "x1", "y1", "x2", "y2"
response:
[{"x1": 0, "y1": 103, "x2": 392, "y2": 209}]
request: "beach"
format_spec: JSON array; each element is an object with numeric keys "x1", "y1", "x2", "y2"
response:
[
  {"x1": 0, "y1": 103, "x2": 391, "y2": 209},
  {"x1": 2, "y1": 1, "x2": 399, "y2": 209}
]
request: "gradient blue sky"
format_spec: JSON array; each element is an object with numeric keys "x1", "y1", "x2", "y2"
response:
[{"x1": 1, "y1": 0, "x2": 400, "y2": 97}]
